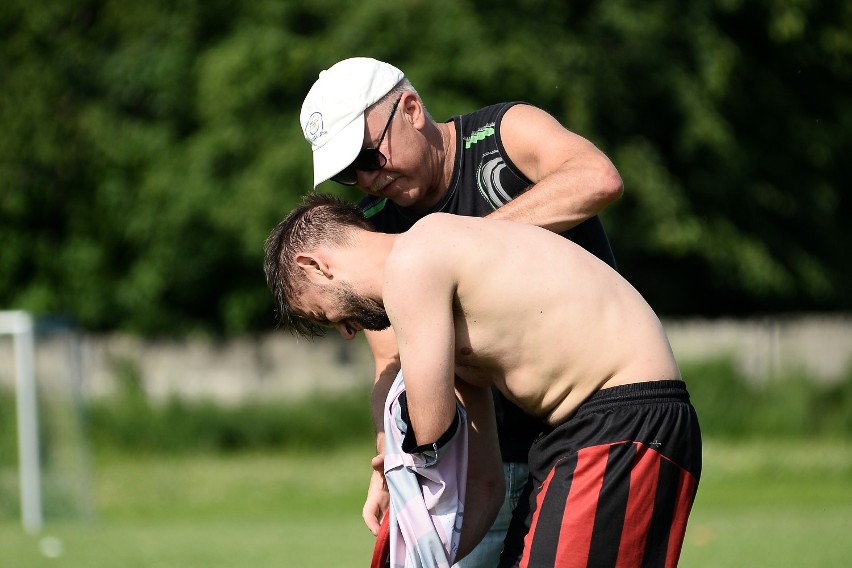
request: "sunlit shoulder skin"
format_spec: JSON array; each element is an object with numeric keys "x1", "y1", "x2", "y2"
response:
[{"x1": 383, "y1": 214, "x2": 679, "y2": 432}]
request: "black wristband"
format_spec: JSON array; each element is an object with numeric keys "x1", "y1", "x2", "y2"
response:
[{"x1": 398, "y1": 391, "x2": 461, "y2": 455}]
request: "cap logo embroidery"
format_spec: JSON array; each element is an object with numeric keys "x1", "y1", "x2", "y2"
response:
[{"x1": 304, "y1": 112, "x2": 326, "y2": 143}]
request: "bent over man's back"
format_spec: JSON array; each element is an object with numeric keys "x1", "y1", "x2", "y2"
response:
[{"x1": 385, "y1": 213, "x2": 681, "y2": 425}]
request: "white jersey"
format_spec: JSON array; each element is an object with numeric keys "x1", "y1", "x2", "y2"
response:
[{"x1": 382, "y1": 371, "x2": 468, "y2": 568}]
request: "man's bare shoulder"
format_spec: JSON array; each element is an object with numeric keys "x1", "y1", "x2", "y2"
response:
[
  {"x1": 397, "y1": 213, "x2": 472, "y2": 250},
  {"x1": 391, "y1": 214, "x2": 439, "y2": 256},
  {"x1": 385, "y1": 214, "x2": 467, "y2": 283},
  {"x1": 410, "y1": 212, "x2": 471, "y2": 232},
  {"x1": 399, "y1": 213, "x2": 548, "y2": 260},
  {"x1": 382, "y1": 215, "x2": 463, "y2": 318}
]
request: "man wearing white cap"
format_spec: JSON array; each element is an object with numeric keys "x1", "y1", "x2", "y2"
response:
[{"x1": 300, "y1": 57, "x2": 624, "y2": 567}]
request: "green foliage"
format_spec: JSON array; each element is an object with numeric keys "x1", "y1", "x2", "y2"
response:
[
  {"x1": 0, "y1": 388, "x2": 16, "y2": 468},
  {"x1": 1, "y1": 0, "x2": 850, "y2": 334},
  {"x1": 1, "y1": 361, "x2": 849, "y2": 464},
  {"x1": 84, "y1": 368, "x2": 374, "y2": 455},
  {"x1": 86, "y1": 392, "x2": 375, "y2": 455},
  {"x1": 683, "y1": 358, "x2": 852, "y2": 439}
]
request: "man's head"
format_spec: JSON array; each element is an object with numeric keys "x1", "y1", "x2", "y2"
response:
[
  {"x1": 263, "y1": 193, "x2": 389, "y2": 339},
  {"x1": 300, "y1": 57, "x2": 405, "y2": 188}
]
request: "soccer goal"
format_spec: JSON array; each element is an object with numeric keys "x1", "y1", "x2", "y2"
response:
[
  {"x1": 0, "y1": 310, "x2": 42, "y2": 533},
  {"x1": 1, "y1": 311, "x2": 92, "y2": 534}
]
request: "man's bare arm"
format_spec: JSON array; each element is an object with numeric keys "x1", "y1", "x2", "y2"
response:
[
  {"x1": 365, "y1": 327, "x2": 401, "y2": 441},
  {"x1": 383, "y1": 226, "x2": 463, "y2": 447},
  {"x1": 453, "y1": 379, "x2": 504, "y2": 561},
  {"x1": 488, "y1": 104, "x2": 623, "y2": 232},
  {"x1": 385, "y1": 232, "x2": 503, "y2": 559},
  {"x1": 362, "y1": 327, "x2": 400, "y2": 535}
]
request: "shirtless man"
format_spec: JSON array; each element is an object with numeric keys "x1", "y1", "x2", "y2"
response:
[{"x1": 264, "y1": 194, "x2": 702, "y2": 567}]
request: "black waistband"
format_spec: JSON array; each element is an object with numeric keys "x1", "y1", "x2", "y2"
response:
[{"x1": 575, "y1": 380, "x2": 690, "y2": 416}]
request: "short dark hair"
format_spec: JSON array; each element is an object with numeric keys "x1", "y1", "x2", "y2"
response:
[{"x1": 263, "y1": 193, "x2": 374, "y2": 338}]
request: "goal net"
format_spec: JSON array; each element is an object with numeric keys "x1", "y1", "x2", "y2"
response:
[{"x1": 0, "y1": 311, "x2": 92, "y2": 533}]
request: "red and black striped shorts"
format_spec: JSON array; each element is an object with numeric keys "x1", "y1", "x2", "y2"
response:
[{"x1": 499, "y1": 380, "x2": 702, "y2": 568}]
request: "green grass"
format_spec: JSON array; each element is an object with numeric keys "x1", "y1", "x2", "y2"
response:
[
  {"x1": 1, "y1": 446, "x2": 377, "y2": 567},
  {"x1": 679, "y1": 439, "x2": 852, "y2": 567},
  {"x1": 2, "y1": 439, "x2": 851, "y2": 567}
]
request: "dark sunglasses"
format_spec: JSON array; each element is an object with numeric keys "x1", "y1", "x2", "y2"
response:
[{"x1": 331, "y1": 96, "x2": 402, "y2": 186}]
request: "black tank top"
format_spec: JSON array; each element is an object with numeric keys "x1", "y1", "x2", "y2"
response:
[{"x1": 360, "y1": 102, "x2": 617, "y2": 462}]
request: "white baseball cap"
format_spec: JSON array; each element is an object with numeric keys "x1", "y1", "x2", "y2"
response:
[{"x1": 300, "y1": 58, "x2": 404, "y2": 187}]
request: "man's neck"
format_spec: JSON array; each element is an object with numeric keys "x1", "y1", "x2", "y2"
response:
[
  {"x1": 354, "y1": 231, "x2": 400, "y2": 297},
  {"x1": 410, "y1": 120, "x2": 456, "y2": 214},
  {"x1": 439, "y1": 120, "x2": 457, "y2": 192}
]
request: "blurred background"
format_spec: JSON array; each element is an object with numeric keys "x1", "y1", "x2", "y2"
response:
[{"x1": 1, "y1": 0, "x2": 850, "y2": 566}]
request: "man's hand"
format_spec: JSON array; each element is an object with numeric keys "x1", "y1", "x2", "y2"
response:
[
  {"x1": 363, "y1": 329, "x2": 398, "y2": 536},
  {"x1": 362, "y1": 453, "x2": 389, "y2": 535}
]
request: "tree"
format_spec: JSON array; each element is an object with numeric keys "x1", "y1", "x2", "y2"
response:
[{"x1": 1, "y1": 0, "x2": 849, "y2": 335}]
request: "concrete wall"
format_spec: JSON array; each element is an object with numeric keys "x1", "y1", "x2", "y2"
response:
[
  {"x1": 0, "y1": 331, "x2": 376, "y2": 403},
  {"x1": 665, "y1": 314, "x2": 852, "y2": 384},
  {"x1": 1, "y1": 314, "x2": 851, "y2": 403}
]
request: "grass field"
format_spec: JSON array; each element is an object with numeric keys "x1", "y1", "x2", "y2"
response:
[{"x1": 2, "y1": 438, "x2": 851, "y2": 567}]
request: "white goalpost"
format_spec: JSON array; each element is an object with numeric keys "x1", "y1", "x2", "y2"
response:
[{"x1": 0, "y1": 310, "x2": 43, "y2": 534}]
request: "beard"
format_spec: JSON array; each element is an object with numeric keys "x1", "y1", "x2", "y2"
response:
[{"x1": 335, "y1": 282, "x2": 391, "y2": 331}]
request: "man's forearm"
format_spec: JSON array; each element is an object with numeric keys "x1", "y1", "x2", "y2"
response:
[
  {"x1": 453, "y1": 380, "x2": 504, "y2": 560},
  {"x1": 371, "y1": 367, "x2": 398, "y2": 447},
  {"x1": 485, "y1": 161, "x2": 622, "y2": 234},
  {"x1": 365, "y1": 328, "x2": 402, "y2": 442}
]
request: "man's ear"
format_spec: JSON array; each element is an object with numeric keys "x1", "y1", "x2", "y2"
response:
[
  {"x1": 402, "y1": 91, "x2": 426, "y2": 129},
  {"x1": 294, "y1": 253, "x2": 332, "y2": 283}
]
